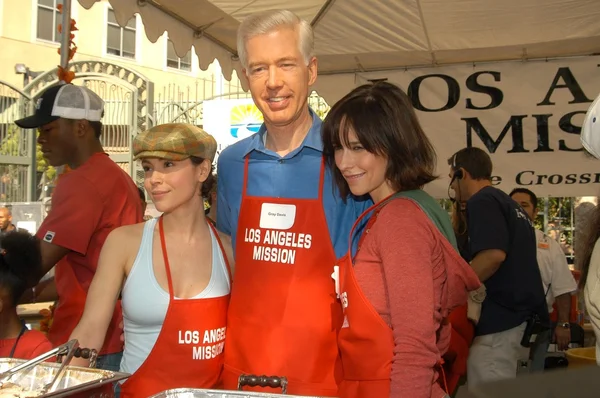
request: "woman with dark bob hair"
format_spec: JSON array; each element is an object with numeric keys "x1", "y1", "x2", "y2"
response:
[{"x1": 322, "y1": 82, "x2": 480, "y2": 398}]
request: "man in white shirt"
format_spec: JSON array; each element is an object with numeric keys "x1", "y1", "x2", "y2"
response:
[
  {"x1": 510, "y1": 188, "x2": 578, "y2": 371},
  {"x1": 580, "y1": 91, "x2": 600, "y2": 365}
]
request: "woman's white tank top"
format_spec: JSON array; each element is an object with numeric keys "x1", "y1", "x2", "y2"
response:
[{"x1": 120, "y1": 218, "x2": 230, "y2": 374}]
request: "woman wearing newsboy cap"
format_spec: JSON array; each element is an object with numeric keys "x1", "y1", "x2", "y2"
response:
[{"x1": 68, "y1": 123, "x2": 234, "y2": 397}]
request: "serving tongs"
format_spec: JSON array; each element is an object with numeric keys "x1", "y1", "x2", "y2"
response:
[{"x1": 0, "y1": 339, "x2": 79, "y2": 393}]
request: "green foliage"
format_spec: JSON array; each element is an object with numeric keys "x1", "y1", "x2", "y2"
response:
[
  {"x1": 0, "y1": 125, "x2": 55, "y2": 178},
  {"x1": 35, "y1": 133, "x2": 56, "y2": 181},
  {"x1": 0, "y1": 125, "x2": 56, "y2": 201},
  {"x1": 439, "y1": 198, "x2": 454, "y2": 212},
  {"x1": 534, "y1": 197, "x2": 574, "y2": 246}
]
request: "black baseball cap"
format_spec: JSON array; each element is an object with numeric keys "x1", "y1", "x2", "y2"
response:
[{"x1": 15, "y1": 83, "x2": 104, "y2": 129}]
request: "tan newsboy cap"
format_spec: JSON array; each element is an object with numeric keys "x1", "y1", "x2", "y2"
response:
[{"x1": 133, "y1": 123, "x2": 217, "y2": 161}]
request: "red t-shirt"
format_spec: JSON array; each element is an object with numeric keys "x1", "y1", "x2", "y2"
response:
[
  {"x1": 36, "y1": 152, "x2": 143, "y2": 354},
  {"x1": 0, "y1": 330, "x2": 53, "y2": 360}
]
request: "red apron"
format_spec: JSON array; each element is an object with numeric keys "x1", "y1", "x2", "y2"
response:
[
  {"x1": 222, "y1": 156, "x2": 342, "y2": 396},
  {"x1": 120, "y1": 217, "x2": 231, "y2": 398},
  {"x1": 442, "y1": 304, "x2": 473, "y2": 394},
  {"x1": 49, "y1": 260, "x2": 123, "y2": 355},
  {"x1": 336, "y1": 199, "x2": 448, "y2": 398}
]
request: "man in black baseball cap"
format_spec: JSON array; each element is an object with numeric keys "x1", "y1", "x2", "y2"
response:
[
  {"x1": 17, "y1": 83, "x2": 143, "y2": 371},
  {"x1": 15, "y1": 83, "x2": 105, "y2": 167}
]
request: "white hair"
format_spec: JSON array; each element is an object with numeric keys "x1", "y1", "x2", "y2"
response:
[{"x1": 236, "y1": 9, "x2": 315, "y2": 70}]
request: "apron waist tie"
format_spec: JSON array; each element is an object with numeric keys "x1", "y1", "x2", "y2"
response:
[{"x1": 437, "y1": 358, "x2": 449, "y2": 394}]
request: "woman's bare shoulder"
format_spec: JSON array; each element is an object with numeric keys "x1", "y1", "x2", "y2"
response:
[
  {"x1": 105, "y1": 221, "x2": 149, "y2": 252},
  {"x1": 102, "y1": 221, "x2": 151, "y2": 275},
  {"x1": 110, "y1": 221, "x2": 147, "y2": 239}
]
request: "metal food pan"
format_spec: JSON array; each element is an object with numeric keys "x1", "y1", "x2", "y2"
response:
[{"x1": 0, "y1": 358, "x2": 129, "y2": 397}]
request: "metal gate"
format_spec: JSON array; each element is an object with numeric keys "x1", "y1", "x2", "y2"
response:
[
  {"x1": 0, "y1": 80, "x2": 35, "y2": 202},
  {"x1": 23, "y1": 61, "x2": 154, "y2": 182}
]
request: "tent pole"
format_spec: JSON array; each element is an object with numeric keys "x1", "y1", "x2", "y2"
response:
[{"x1": 59, "y1": 0, "x2": 72, "y2": 82}]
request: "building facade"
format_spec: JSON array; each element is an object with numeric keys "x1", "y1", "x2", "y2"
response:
[{"x1": 0, "y1": 0, "x2": 249, "y2": 202}]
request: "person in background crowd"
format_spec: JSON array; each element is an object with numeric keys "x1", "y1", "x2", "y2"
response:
[
  {"x1": 578, "y1": 90, "x2": 600, "y2": 364},
  {"x1": 580, "y1": 206, "x2": 600, "y2": 365},
  {"x1": 0, "y1": 207, "x2": 18, "y2": 236},
  {"x1": 14, "y1": 83, "x2": 143, "y2": 371},
  {"x1": 0, "y1": 231, "x2": 53, "y2": 359},
  {"x1": 448, "y1": 147, "x2": 548, "y2": 388},
  {"x1": 69, "y1": 123, "x2": 233, "y2": 398},
  {"x1": 510, "y1": 188, "x2": 577, "y2": 371},
  {"x1": 0, "y1": 207, "x2": 27, "y2": 249},
  {"x1": 217, "y1": 9, "x2": 370, "y2": 396},
  {"x1": 321, "y1": 81, "x2": 480, "y2": 398}
]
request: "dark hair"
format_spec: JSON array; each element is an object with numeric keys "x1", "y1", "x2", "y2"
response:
[
  {"x1": 321, "y1": 82, "x2": 437, "y2": 200},
  {"x1": 447, "y1": 147, "x2": 492, "y2": 180},
  {"x1": 578, "y1": 204, "x2": 600, "y2": 289},
  {"x1": 190, "y1": 156, "x2": 216, "y2": 198},
  {"x1": 207, "y1": 174, "x2": 217, "y2": 206},
  {"x1": 509, "y1": 188, "x2": 538, "y2": 209},
  {"x1": 0, "y1": 231, "x2": 42, "y2": 306},
  {"x1": 137, "y1": 186, "x2": 146, "y2": 202}
]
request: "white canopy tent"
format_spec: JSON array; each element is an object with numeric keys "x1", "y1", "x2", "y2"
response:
[
  {"x1": 77, "y1": 0, "x2": 600, "y2": 97},
  {"x1": 74, "y1": 0, "x2": 600, "y2": 197}
]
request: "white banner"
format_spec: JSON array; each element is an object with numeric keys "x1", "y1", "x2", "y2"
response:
[
  {"x1": 203, "y1": 98, "x2": 263, "y2": 166},
  {"x1": 205, "y1": 58, "x2": 600, "y2": 198},
  {"x1": 316, "y1": 56, "x2": 600, "y2": 198}
]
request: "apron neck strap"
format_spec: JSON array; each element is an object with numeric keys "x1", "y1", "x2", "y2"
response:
[
  {"x1": 158, "y1": 216, "x2": 175, "y2": 300},
  {"x1": 207, "y1": 221, "x2": 233, "y2": 281},
  {"x1": 159, "y1": 216, "x2": 232, "y2": 298},
  {"x1": 346, "y1": 192, "x2": 400, "y2": 257},
  {"x1": 9, "y1": 322, "x2": 28, "y2": 358}
]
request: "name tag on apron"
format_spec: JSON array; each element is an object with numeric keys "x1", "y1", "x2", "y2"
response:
[
  {"x1": 332, "y1": 266, "x2": 340, "y2": 298},
  {"x1": 260, "y1": 203, "x2": 297, "y2": 230},
  {"x1": 538, "y1": 242, "x2": 550, "y2": 250}
]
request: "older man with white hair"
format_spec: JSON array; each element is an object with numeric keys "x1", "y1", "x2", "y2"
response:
[{"x1": 217, "y1": 9, "x2": 370, "y2": 396}]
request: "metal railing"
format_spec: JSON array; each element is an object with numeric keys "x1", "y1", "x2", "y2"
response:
[{"x1": 0, "y1": 81, "x2": 33, "y2": 202}]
